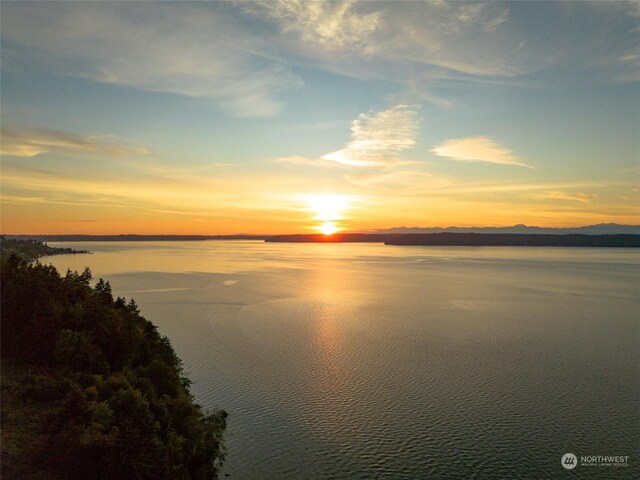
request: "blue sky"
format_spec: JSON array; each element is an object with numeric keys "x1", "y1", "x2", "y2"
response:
[{"x1": 1, "y1": 1, "x2": 638, "y2": 234}]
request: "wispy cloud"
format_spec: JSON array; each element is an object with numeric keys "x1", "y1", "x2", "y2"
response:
[
  {"x1": 0, "y1": 125, "x2": 148, "y2": 158},
  {"x1": 3, "y1": 1, "x2": 637, "y2": 124},
  {"x1": 378, "y1": 0, "x2": 511, "y2": 69},
  {"x1": 430, "y1": 136, "x2": 531, "y2": 168},
  {"x1": 253, "y1": 0, "x2": 380, "y2": 50},
  {"x1": 322, "y1": 105, "x2": 419, "y2": 167},
  {"x1": 248, "y1": 1, "x2": 537, "y2": 79},
  {"x1": 541, "y1": 191, "x2": 597, "y2": 203},
  {"x1": 245, "y1": 1, "x2": 639, "y2": 90},
  {"x1": 251, "y1": 1, "x2": 514, "y2": 75},
  {"x1": 1, "y1": 3, "x2": 301, "y2": 117}
]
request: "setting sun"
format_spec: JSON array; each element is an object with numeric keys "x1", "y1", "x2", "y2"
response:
[
  {"x1": 302, "y1": 194, "x2": 356, "y2": 235},
  {"x1": 319, "y1": 222, "x2": 338, "y2": 235}
]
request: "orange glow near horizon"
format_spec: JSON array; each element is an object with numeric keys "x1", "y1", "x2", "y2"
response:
[{"x1": 1, "y1": 185, "x2": 639, "y2": 235}]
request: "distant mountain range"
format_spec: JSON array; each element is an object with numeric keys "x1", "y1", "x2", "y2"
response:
[{"x1": 366, "y1": 223, "x2": 640, "y2": 235}]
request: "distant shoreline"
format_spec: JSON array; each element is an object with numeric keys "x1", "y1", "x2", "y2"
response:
[
  {"x1": 266, "y1": 233, "x2": 640, "y2": 247},
  {"x1": 4, "y1": 234, "x2": 270, "y2": 242},
  {"x1": 384, "y1": 233, "x2": 640, "y2": 247}
]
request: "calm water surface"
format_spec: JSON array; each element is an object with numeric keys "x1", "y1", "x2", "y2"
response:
[{"x1": 47, "y1": 241, "x2": 640, "y2": 479}]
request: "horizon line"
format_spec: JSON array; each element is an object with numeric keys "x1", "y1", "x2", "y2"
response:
[{"x1": 3, "y1": 222, "x2": 640, "y2": 238}]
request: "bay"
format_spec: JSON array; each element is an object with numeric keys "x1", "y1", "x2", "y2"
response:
[{"x1": 47, "y1": 241, "x2": 640, "y2": 479}]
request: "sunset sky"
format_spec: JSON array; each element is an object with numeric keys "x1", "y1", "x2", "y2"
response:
[{"x1": 1, "y1": 1, "x2": 639, "y2": 234}]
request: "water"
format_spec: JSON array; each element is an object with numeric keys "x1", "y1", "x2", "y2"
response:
[{"x1": 47, "y1": 241, "x2": 640, "y2": 479}]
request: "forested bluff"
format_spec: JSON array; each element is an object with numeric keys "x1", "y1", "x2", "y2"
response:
[{"x1": 1, "y1": 240, "x2": 226, "y2": 479}]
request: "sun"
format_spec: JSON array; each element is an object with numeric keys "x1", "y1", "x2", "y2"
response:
[
  {"x1": 318, "y1": 222, "x2": 339, "y2": 236},
  {"x1": 302, "y1": 194, "x2": 355, "y2": 235}
]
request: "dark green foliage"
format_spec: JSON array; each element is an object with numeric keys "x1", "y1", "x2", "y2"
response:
[
  {"x1": 1, "y1": 252, "x2": 226, "y2": 480},
  {"x1": 0, "y1": 235, "x2": 89, "y2": 262}
]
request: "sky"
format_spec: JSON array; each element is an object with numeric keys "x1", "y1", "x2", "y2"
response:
[{"x1": 1, "y1": 0, "x2": 639, "y2": 235}]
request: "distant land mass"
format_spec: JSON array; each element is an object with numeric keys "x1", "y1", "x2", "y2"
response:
[
  {"x1": 384, "y1": 233, "x2": 640, "y2": 248},
  {"x1": 0, "y1": 236, "x2": 89, "y2": 261},
  {"x1": 266, "y1": 233, "x2": 640, "y2": 247},
  {"x1": 367, "y1": 223, "x2": 640, "y2": 235}
]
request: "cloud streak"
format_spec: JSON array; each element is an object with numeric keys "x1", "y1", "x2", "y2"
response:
[
  {"x1": 541, "y1": 191, "x2": 597, "y2": 203},
  {"x1": 430, "y1": 136, "x2": 531, "y2": 168},
  {"x1": 1, "y1": 125, "x2": 148, "y2": 158},
  {"x1": 322, "y1": 105, "x2": 419, "y2": 167}
]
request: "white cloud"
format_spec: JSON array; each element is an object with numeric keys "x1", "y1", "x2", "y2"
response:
[
  {"x1": 1, "y1": 3, "x2": 301, "y2": 117},
  {"x1": 430, "y1": 136, "x2": 531, "y2": 168},
  {"x1": 322, "y1": 105, "x2": 419, "y2": 167},
  {"x1": 1, "y1": 125, "x2": 148, "y2": 158},
  {"x1": 271, "y1": 105, "x2": 439, "y2": 193}
]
